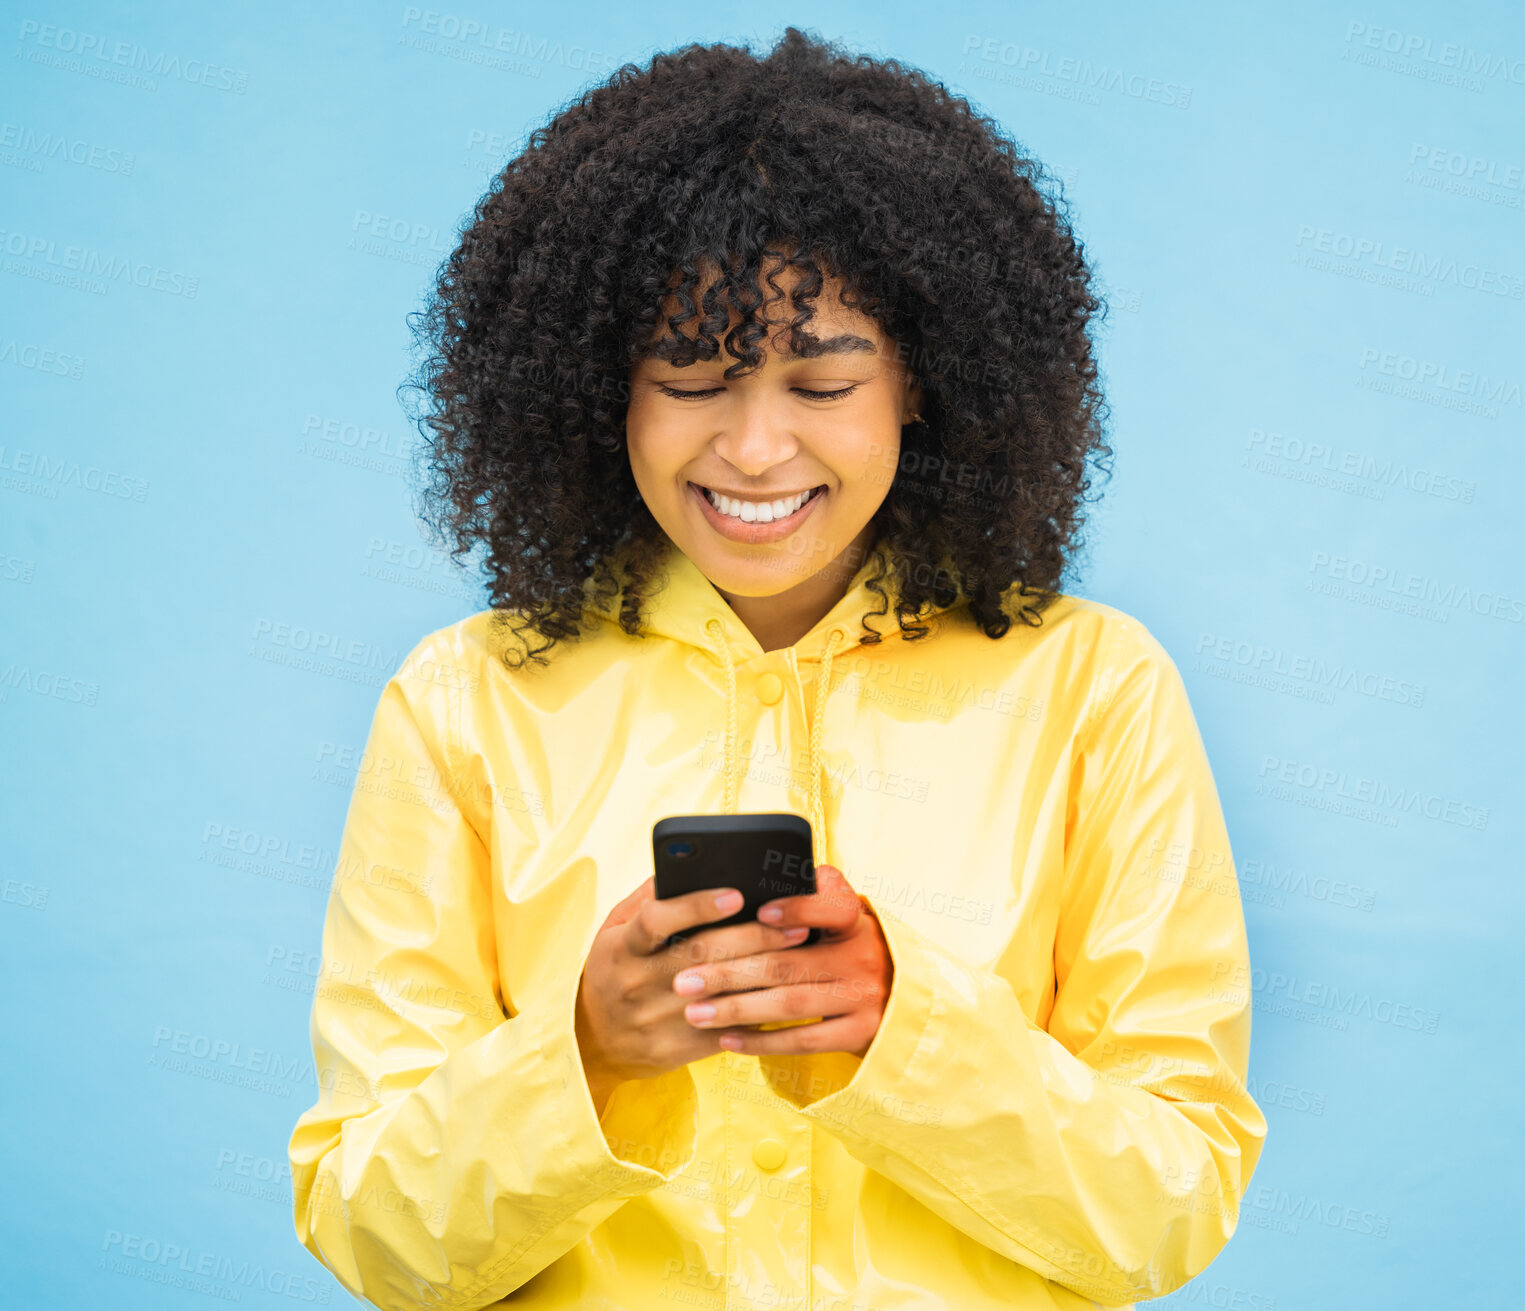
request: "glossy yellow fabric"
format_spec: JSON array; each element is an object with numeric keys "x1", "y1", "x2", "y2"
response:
[{"x1": 288, "y1": 536, "x2": 1266, "y2": 1309}]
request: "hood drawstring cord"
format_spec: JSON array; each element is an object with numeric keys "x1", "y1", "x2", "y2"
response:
[
  {"x1": 787, "y1": 630, "x2": 843, "y2": 870},
  {"x1": 704, "y1": 618, "x2": 741, "y2": 817},
  {"x1": 704, "y1": 618, "x2": 844, "y2": 871}
]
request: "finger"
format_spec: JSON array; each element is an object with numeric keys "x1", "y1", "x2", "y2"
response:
[
  {"x1": 672, "y1": 940, "x2": 810, "y2": 1000},
  {"x1": 623, "y1": 885, "x2": 744, "y2": 957},
  {"x1": 756, "y1": 865, "x2": 863, "y2": 933},
  {"x1": 665, "y1": 918, "x2": 813, "y2": 978},
  {"x1": 682, "y1": 974, "x2": 850, "y2": 1030},
  {"x1": 714, "y1": 1014, "x2": 867, "y2": 1057}
]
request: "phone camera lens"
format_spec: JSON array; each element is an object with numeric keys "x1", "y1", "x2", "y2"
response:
[{"x1": 667, "y1": 841, "x2": 694, "y2": 858}]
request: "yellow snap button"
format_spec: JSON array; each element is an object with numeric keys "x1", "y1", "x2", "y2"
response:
[
  {"x1": 756, "y1": 672, "x2": 784, "y2": 705},
  {"x1": 751, "y1": 1137, "x2": 787, "y2": 1172}
]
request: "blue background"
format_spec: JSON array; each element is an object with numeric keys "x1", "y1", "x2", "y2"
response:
[{"x1": 3, "y1": 1, "x2": 1520, "y2": 1306}]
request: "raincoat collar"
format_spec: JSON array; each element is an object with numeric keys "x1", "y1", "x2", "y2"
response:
[{"x1": 602, "y1": 534, "x2": 932, "y2": 659}]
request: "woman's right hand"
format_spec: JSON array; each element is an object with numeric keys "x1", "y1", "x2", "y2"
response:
[{"x1": 574, "y1": 876, "x2": 811, "y2": 1115}]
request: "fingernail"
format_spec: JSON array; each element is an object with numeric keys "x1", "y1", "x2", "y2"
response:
[
  {"x1": 783, "y1": 927, "x2": 809, "y2": 943},
  {"x1": 758, "y1": 905, "x2": 783, "y2": 923},
  {"x1": 685, "y1": 1002, "x2": 716, "y2": 1023},
  {"x1": 673, "y1": 972, "x2": 704, "y2": 994},
  {"x1": 715, "y1": 890, "x2": 743, "y2": 913},
  {"x1": 719, "y1": 1034, "x2": 743, "y2": 1050}
]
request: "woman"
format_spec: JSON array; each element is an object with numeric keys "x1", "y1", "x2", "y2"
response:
[{"x1": 288, "y1": 27, "x2": 1265, "y2": 1311}]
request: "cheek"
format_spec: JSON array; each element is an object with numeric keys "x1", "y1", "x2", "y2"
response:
[
  {"x1": 840, "y1": 431, "x2": 899, "y2": 499},
  {"x1": 627, "y1": 400, "x2": 699, "y2": 466},
  {"x1": 624, "y1": 411, "x2": 672, "y2": 479}
]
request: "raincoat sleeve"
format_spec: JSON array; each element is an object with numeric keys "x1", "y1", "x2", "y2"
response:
[
  {"x1": 287, "y1": 636, "x2": 699, "y2": 1310},
  {"x1": 758, "y1": 620, "x2": 1267, "y2": 1306}
]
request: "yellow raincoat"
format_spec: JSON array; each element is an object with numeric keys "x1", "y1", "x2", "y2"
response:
[{"x1": 288, "y1": 535, "x2": 1266, "y2": 1309}]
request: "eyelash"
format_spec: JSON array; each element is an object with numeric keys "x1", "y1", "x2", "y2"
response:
[{"x1": 656, "y1": 383, "x2": 861, "y2": 403}]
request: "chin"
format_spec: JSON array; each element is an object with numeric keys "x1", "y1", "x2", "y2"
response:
[{"x1": 695, "y1": 547, "x2": 821, "y2": 595}]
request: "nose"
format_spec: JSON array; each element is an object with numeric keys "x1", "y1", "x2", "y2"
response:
[{"x1": 711, "y1": 393, "x2": 800, "y2": 479}]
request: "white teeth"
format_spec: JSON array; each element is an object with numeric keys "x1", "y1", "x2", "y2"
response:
[{"x1": 703, "y1": 487, "x2": 817, "y2": 522}]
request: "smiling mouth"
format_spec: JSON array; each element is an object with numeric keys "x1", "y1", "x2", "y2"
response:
[{"x1": 692, "y1": 483, "x2": 826, "y2": 524}]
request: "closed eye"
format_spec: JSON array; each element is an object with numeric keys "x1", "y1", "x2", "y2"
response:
[
  {"x1": 654, "y1": 383, "x2": 862, "y2": 402},
  {"x1": 794, "y1": 384, "x2": 860, "y2": 401}
]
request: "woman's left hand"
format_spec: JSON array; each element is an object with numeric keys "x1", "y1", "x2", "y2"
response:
[{"x1": 671, "y1": 864, "x2": 893, "y2": 1058}]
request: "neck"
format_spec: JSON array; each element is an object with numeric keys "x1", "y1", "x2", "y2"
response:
[{"x1": 715, "y1": 521, "x2": 879, "y2": 653}]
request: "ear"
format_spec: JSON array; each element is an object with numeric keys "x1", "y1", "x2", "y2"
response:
[{"x1": 902, "y1": 374, "x2": 925, "y2": 425}]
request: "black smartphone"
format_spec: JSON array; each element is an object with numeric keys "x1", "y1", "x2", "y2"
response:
[{"x1": 652, "y1": 812, "x2": 823, "y2": 948}]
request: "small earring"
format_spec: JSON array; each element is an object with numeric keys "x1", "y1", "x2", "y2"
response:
[{"x1": 905, "y1": 410, "x2": 923, "y2": 425}]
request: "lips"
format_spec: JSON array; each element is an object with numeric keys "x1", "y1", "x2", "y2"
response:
[{"x1": 688, "y1": 481, "x2": 827, "y2": 544}]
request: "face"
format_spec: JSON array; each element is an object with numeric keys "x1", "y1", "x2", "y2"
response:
[{"x1": 625, "y1": 266, "x2": 920, "y2": 599}]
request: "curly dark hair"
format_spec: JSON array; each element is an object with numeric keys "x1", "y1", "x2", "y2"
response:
[{"x1": 403, "y1": 25, "x2": 1113, "y2": 669}]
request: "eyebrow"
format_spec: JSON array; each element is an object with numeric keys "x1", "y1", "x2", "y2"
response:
[
  {"x1": 788, "y1": 332, "x2": 876, "y2": 358},
  {"x1": 635, "y1": 330, "x2": 879, "y2": 364}
]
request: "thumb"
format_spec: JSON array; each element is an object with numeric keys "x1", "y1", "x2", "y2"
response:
[
  {"x1": 606, "y1": 876, "x2": 655, "y2": 928},
  {"x1": 813, "y1": 864, "x2": 865, "y2": 918},
  {"x1": 815, "y1": 862, "x2": 854, "y2": 892}
]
